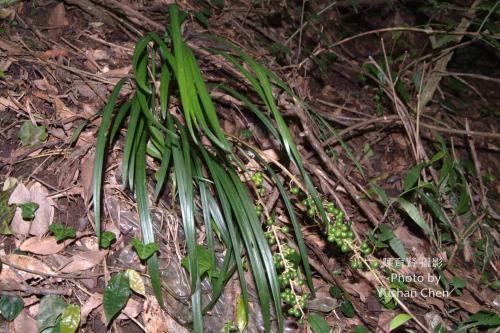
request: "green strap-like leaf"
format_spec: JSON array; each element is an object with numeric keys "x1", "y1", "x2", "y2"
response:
[
  {"x1": 134, "y1": 124, "x2": 164, "y2": 307},
  {"x1": 93, "y1": 78, "x2": 127, "y2": 240}
]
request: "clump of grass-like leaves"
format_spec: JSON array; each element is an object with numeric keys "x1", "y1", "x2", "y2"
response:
[{"x1": 93, "y1": 4, "x2": 326, "y2": 332}]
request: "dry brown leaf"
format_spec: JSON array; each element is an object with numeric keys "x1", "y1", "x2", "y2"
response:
[
  {"x1": 0, "y1": 37, "x2": 24, "y2": 55},
  {"x1": 102, "y1": 65, "x2": 132, "y2": 78},
  {"x1": 39, "y1": 49, "x2": 68, "y2": 60},
  {"x1": 80, "y1": 151, "x2": 94, "y2": 204},
  {"x1": 344, "y1": 280, "x2": 372, "y2": 303},
  {"x1": 58, "y1": 249, "x2": 107, "y2": 273},
  {"x1": 394, "y1": 225, "x2": 423, "y2": 249},
  {"x1": 20, "y1": 236, "x2": 72, "y2": 255},
  {"x1": 9, "y1": 309, "x2": 37, "y2": 333},
  {"x1": 33, "y1": 78, "x2": 58, "y2": 95},
  {"x1": 0, "y1": 266, "x2": 24, "y2": 290},
  {"x1": 454, "y1": 289, "x2": 481, "y2": 313},
  {"x1": 8, "y1": 182, "x2": 55, "y2": 236},
  {"x1": 0, "y1": 96, "x2": 19, "y2": 112},
  {"x1": 376, "y1": 311, "x2": 394, "y2": 333},
  {"x1": 52, "y1": 96, "x2": 75, "y2": 119},
  {"x1": 22, "y1": 296, "x2": 39, "y2": 307},
  {"x1": 90, "y1": 49, "x2": 108, "y2": 61},
  {"x1": 142, "y1": 296, "x2": 168, "y2": 333},
  {"x1": 117, "y1": 297, "x2": 143, "y2": 320},
  {"x1": 0, "y1": 254, "x2": 55, "y2": 278},
  {"x1": 81, "y1": 293, "x2": 103, "y2": 324},
  {"x1": 47, "y1": 3, "x2": 69, "y2": 27},
  {"x1": 0, "y1": 58, "x2": 14, "y2": 72}
]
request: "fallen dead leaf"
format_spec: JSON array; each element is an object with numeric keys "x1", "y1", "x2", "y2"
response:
[
  {"x1": 52, "y1": 96, "x2": 75, "y2": 119},
  {"x1": 454, "y1": 289, "x2": 481, "y2": 313},
  {"x1": 0, "y1": 37, "x2": 24, "y2": 55},
  {"x1": 58, "y1": 249, "x2": 107, "y2": 273},
  {"x1": 47, "y1": 3, "x2": 69, "y2": 27},
  {"x1": 142, "y1": 296, "x2": 168, "y2": 333},
  {"x1": 0, "y1": 266, "x2": 24, "y2": 290},
  {"x1": 33, "y1": 78, "x2": 58, "y2": 95},
  {"x1": 8, "y1": 182, "x2": 55, "y2": 236},
  {"x1": 0, "y1": 254, "x2": 55, "y2": 278},
  {"x1": 89, "y1": 48, "x2": 108, "y2": 61},
  {"x1": 20, "y1": 236, "x2": 73, "y2": 255},
  {"x1": 376, "y1": 311, "x2": 394, "y2": 333},
  {"x1": 39, "y1": 49, "x2": 68, "y2": 60},
  {"x1": 394, "y1": 225, "x2": 423, "y2": 248},
  {"x1": 102, "y1": 65, "x2": 132, "y2": 77},
  {"x1": 80, "y1": 151, "x2": 94, "y2": 204},
  {"x1": 344, "y1": 280, "x2": 372, "y2": 303},
  {"x1": 9, "y1": 309, "x2": 37, "y2": 333},
  {"x1": 0, "y1": 96, "x2": 20, "y2": 112},
  {"x1": 117, "y1": 297, "x2": 143, "y2": 320},
  {"x1": 81, "y1": 293, "x2": 103, "y2": 324}
]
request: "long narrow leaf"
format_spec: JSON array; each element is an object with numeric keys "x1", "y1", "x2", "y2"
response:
[
  {"x1": 93, "y1": 78, "x2": 127, "y2": 240},
  {"x1": 134, "y1": 124, "x2": 164, "y2": 306}
]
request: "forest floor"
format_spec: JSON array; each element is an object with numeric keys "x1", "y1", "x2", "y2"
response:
[{"x1": 0, "y1": 0, "x2": 499, "y2": 332}]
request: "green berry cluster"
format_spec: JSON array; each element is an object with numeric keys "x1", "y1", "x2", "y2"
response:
[
  {"x1": 251, "y1": 171, "x2": 267, "y2": 196},
  {"x1": 301, "y1": 197, "x2": 318, "y2": 217},
  {"x1": 323, "y1": 202, "x2": 381, "y2": 270},
  {"x1": 255, "y1": 203, "x2": 263, "y2": 217},
  {"x1": 251, "y1": 171, "x2": 263, "y2": 187},
  {"x1": 273, "y1": 245, "x2": 308, "y2": 319},
  {"x1": 325, "y1": 203, "x2": 354, "y2": 251}
]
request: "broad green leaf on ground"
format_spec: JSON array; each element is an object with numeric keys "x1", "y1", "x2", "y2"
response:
[
  {"x1": 353, "y1": 325, "x2": 370, "y2": 333},
  {"x1": 20, "y1": 202, "x2": 39, "y2": 220},
  {"x1": 99, "y1": 231, "x2": 116, "y2": 248},
  {"x1": 464, "y1": 310, "x2": 500, "y2": 327},
  {"x1": 49, "y1": 223, "x2": 76, "y2": 242},
  {"x1": 59, "y1": 304, "x2": 80, "y2": 333},
  {"x1": 403, "y1": 163, "x2": 425, "y2": 191},
  {"x1": 389, "y1": 237, "x2": 407, "y2": 260},
  {"x1": 181, "y1": 244, "x2": 218, "y2": 278},
  {"x1": 397, "y1": 198, "x2": 433, "y2": 239},
  {"x1": 235, "y1": 294, "x2": 247, "y2": 333},
  {"x1": 307, "y1": 313, "x2": 330, "y2": 333},
  {"x1": 0, "y1": 295, "x2": 23, "y2": 321},
  {"x1": 127, "y1": 269, "x2": 145, "y2": 296},
  {"x1": 0, "y1": 190, "x2": 15, "y2": 235},
  {"x1": 19, "y1": 121, "x2": 48, "y2": 146},
  {"x1": 37, "y1": 295, "x2": 67, "y2": 333},
  {"x1": 130, "y1": 239, "x2": 160, "y2": 260},
  {"x1": 103, "y1": 272, "x2": 130, "y2": 325},
  {"x1": 340, "y1": 300, "x2": 355, "y2": 318},
  {"x1": 389, "y1": 313, "x2": 412, "y2": 331}
]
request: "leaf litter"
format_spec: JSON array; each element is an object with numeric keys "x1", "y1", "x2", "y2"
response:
[{"x1": 0, "y1": 0, "x2": 498, "y2": 332}]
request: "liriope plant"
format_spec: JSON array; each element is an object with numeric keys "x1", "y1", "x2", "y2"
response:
[{"x1": 92, "y1": 4, "x2": 328, "y2": 332}]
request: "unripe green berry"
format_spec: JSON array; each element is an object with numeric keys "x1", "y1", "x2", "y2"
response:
[
  {"x1": 290, "y1": 186, "x2": 300, "y2": 195},
  {"x1": 351, "y1": 260, "x2": 361, "y2": 269},
  {"x1": 326, "y1": 203, "x2": 336, "y2": 213},
  {"x1": 307, "y1": 208, "x2": 316, "y2": 217},
  {"x1": 282, "y1": 226, "x2": 289, "y2": 233},
  {"x1": 370, "y1": 261, "x2": 380, "y2": 269}
]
